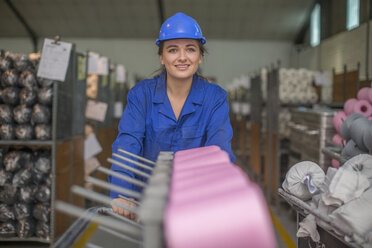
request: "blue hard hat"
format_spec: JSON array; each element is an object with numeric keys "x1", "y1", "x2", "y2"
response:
[{"x1": 156, "y1": 12, "x2": 206, "y2": 46}]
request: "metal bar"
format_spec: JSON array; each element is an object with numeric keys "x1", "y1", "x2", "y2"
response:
[
  {"x1": 55, "y1": 201, "x2": 141, "y2": 238},
  {"x1": 98, "y1": 166, "x2": 147, "y2": 188},
  {"x1": 118, "y1": 149, "x2": 156, "y2": 166},
  {"x1": 98, "y1": 226, "x2": 142, "y2": 245},
  {"x1": 4, "y1": 0, "x2": 38, "y2": 52},
  {"x1": 321, "y1": 147, "x2": 347, "y2": 164},
  {"x1": 86, "y1": 243, "x2": 103, "y2": 248},
  {"x1": 85, "y1": 176, "x2": 142, "y2": 199},
  {"x1": 71, "y1": 186, "x2": 138, "y2": 215},
  {"x1": 118, "y1": 195, "x2": 141, "y2": 206},
  {"x1": 113, "y1": 153, "x2": 153, "y2": 172},
  {"x1": 108, "y1": 158, "x2": 150, "y2": 179}
]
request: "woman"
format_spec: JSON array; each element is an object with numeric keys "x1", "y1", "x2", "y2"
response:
[{"x1": 110, "y1": 12, "x2": 235, "y2": 218}]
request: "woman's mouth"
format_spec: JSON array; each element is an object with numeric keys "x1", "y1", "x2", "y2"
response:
[{"x1": 175, "y1": 64, "x2": 189, "y2": 70}]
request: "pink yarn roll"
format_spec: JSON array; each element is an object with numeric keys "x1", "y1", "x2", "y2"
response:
[
  {"x1": 173, "y1": 150, "x2": 230, "y2": 171},
  {"x1": 174, "y1": 145, "x2": 220, "y2": 158},
  {"x1": 352, "y1": 100, "x2": 372, "y2": 117},
  {"x1": 344, "y1": 98, "x2": 358, "y2": 115},
  {"x1": 172, "y1": 162, "x2": 232, "y2": 182},
  {"x1": 333, "y1": 111, "x2": 346, "y2": 133},
  {"x1": 332, "y1": 133, "x2": 344, "y2": 146},
  {"x1": 357, "y1": 87, "x2": 371, "y2": 101},
  {"x1": 331, "y1": 159, "x2": 340, "y2": 168},
  {"x1": 165, "y1": 184, "x2": 276, "y2": 248},
  {"x1": 173, "y1": 149, "x2": 222, "y2": 164},
  {"x1": 368, "y1": 116, "x2": 372, "y2": 121}
]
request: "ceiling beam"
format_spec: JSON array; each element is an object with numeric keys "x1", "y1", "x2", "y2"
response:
[
  {"x1": 4, "y1": 0, "x2": 38, "y2": 52},
  {"x1": 156, "y1": 0, "x2": 165, "y2": 27}
]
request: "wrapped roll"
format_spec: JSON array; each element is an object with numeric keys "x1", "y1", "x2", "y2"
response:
[
  {"x1": 13, "y1": 105, "x2": 32, "y2": 124},
  {"x1": 35, "y1": 155, "x2": 51, "y2": 174},
  {"x1": 0, "y1": 222, "x2": 16, "y2": 238},
  {"x1": 1, "y1": 70, "x2": 19, "y2": 87},
  {"x1": 31, "y1": 104, "x2": 51, "y2": 124},
  {"x1": 352, "y1": 100, "x2": 372, "y2": 117},
  {"x1": 19, "y1": 87, "x2": 37, "y2": 106},
  {"x1": 0, "y1": 104, "x2": 13, "y2": 123},
  {"x1": 331, "y1": 159, "x2": 340, "y2": 168},
  {"x1": 0, "y1": 185, "x2": 18, "y2": 204},
  {"x1": 349, "y1": 117, "x2": 370, "y2": 152},
  {"x1": 340, "y1": 113, "x2": 364, "y2": 140},
  {"x1": 12, "y1": 167, "x2": 33, "y2": 186},
  {"x1": 0, "y1": 56, "x2": 14, "y2": 71},
  {"x1": 3, "y1": 151, "x2": 24, "y2": 172},
  {"x1": 0, "y1": 124, "x2": 15, "y2": 140},
  {"x1": 35, "y1": 221, "x2": 49, "y2": 239},
  {"x1": 333, "y1": 111, "x2": 347, "y2": 133},
  {"x1": 0, "y1": 204, "x2": 15, "y2": 222},
  {"x1": 14, "y1": 203, "x2": 32, "y2": 220},
  {"x1": 344, "y1": 98, "x2": 358, "y2": 115},
  {"x1": 357, "y1": 87, "x2": 371, "y2": 101},
  {"x1": 0, "y1": 169, "x2": 12, "y2": 186},
  {"x1": 332, "y1": 133, "x2": 345, "y2": 146},
  {"x1": 37, "y1": 87, "x2": 53, "y2": 105},
  {"x1": 19, "y1": 184, "x2": 37, "y2": 203},
  {"x1": 35, "y1": 124, "x2": 51, "y2": 140},
  {"x1": 363, "y1": 122, "x2": 372, "y2": 153},
  {"x1": 17, "y1": 218, "x2": 35, "y2": 238},
  {"x1": 1, "y1": 87, "x2": 19, "y2": 105},
  {"x1": 33, "y1": 204, "x2": 50, "y2": 222},
  {"x1": 341, "y1": 140, "x2": 364, "y2": 159},
  {"x1": 15, "y1": 124, "x2": 34, "y2": 140},
  {"x1": 15, "y1": 55, "x2": 34, "y2": 71},
  {"x1": 35, "y1": 185, "x2": 51, "y2": 202},
  {"x1": 19, "y1": 71, "x2": 37, "y2": 89},
  {"x1": 37, "y1": 78, "x2": 54, "y2": 88}
]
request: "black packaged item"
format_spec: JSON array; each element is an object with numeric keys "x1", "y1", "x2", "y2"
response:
[
  {"x1": 35, "y1": 155, "x2": 51, "y2": 174},
  {"x1": 0, "y1": 147, "x2": 7, "y2": 167},
  {"x1": 4, "y1": 150, "x2": 24, "y2": 172},
  {"x1": 1, "y1": 87, "x2": 19, "y2": 105},
  {"x1": 33, "y1": 169, "x2": 45, "y2": 183},
  {"x1": 37, "y1": 87, "x2": 53, "y2": 105},
  {"x1": 33, "y1": 204, "x2": 50, "y2": 222},
  {"x1": 35, "y1": 185, "x2": 51, "y2": 202},
  {"x1": 17, "y1": 218, "x2": 34, "y2": 238},
  {"x1": 15, "y1": 124, "x2": 34, "y2": 140},
  {"x1": 0, "y1": 104, "x2": 13, "y2": 123},
  {"x1": 0, "y1": 185, "x2": 18, "y2": 204},
  {"x1": 35, "y1": 124, "x2": 51, "y2": 140},
  {"x1": 15, "y1": 55, "x2": 34, "y2": 72},
  {"x1": 19, "y1": 71, "x2": 37, "y2": 89},
  {"x1": 0, "y1": 204, "x2": 15, "y2": 222},
  {"x1": 19, "y1": 184, "x2": 37, "y2": 203},
  {"x1": 14, "y1": 203, "x2": 32, "y2": 220},
  {"x1": 0, "y1": 56, "x2": 14, "y2": 71},
  {"x1": 35, "y1": 221, "x2": 49, "y2": 239},
  {"x1": 20, "y1": 150, "x2": 33, "y2": 164},
  {"x1": 38, "y1": 77, "x2": 54, "y2": 88},
  {"x1": 20, "y1": 87, "x2": 37, "y2": 106},
  {"x1": 0, "y1": 222, "x2": 16, "y2": 238},
  {"x1": 1, "y1": 70, "x2": 19, "y2": 87},
  {"x1": 13, "y1": 105, "x2": 32, "y2": 124},
  {"x1": 12, "y1": 167, "x2": 33, "y2": 186},
  {"x1": 45, "y1": 173, "x2": 52, "y2": 187},
  {"x1": 31, "y1": 104, "x2": 51, "y2": 124},
  {"x1": 0, "y1": 169, "x2": 12, "y2": 186},
  {"x1": 0, "y1": 124, "x2": 15, "y2": 140}
]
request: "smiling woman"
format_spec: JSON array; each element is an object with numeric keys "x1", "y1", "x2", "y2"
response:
[{"x1": 109, "y1": 12, "x2": 236, "y2": 219}]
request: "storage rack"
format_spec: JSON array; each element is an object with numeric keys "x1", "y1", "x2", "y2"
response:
[{"x1": 0, "y1": 44, "x2": 87, "y2": 245}]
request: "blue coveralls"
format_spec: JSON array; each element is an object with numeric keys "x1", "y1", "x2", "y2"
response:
[{"x1": 109, "y1": 72, "x2": 235, "y2": 198}]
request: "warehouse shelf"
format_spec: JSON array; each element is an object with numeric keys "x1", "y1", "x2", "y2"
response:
[
  {"x1": 0, "y1": 140, "x2": 54, "y2": 145},
  {"x1": 0, "y1": 237, "x2": 51, "y2": 243}
]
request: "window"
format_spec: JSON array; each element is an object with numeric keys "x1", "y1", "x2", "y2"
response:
[
  {"x1": 310, "y1": 4, "x2": 321, "y2": 47},
  {"x1": 347, "y1": 0, "x2": 360, "y2": 30}
]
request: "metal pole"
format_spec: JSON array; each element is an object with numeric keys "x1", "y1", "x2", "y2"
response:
[
  {"x1": 118, "y1": 149, "x2": 156, "y2": 166},
  {"x1": 97, "y1": 166, "x2": 147, "y2": 188},
  {"x1": 112, "y1": 153, "x2": 153, "y2": 173},
  {"x1": 108, "y1": 158, "x2": 150, "y2": 179}
]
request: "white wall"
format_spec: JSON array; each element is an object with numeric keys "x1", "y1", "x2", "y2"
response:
[{"x1": 1, "y1": 37, "x2": 292, "y2": 88}]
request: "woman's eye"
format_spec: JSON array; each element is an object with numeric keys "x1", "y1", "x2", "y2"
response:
[
  {"x1": 168, "y1": 49, "x2": 177, "y2": 53},
  {"x1": 187, "y1": 48, "x2": 196, "y2": 52}
]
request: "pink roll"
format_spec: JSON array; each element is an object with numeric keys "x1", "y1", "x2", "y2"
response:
[
  {"x1": 174, "y1": 145, "x2": 220, "y2": 158},
  {"x1": 332, "y1": 133, "x2": 344, "y2": 146},
  {"x1": 357, "y1": 87, "x2": 371, "y2": 101},
  {"x1": 344, "y1": 98, "x2": 357, "y2": 115},
  {"x1": 172, "y1": 162, "x2": 233, "y2": 182},
  {"x1": 174, "y1": 149, "x2": 223, "y2": 164},
  {"x1": 331, "y1": 159, "x2": 340, "y2": 168},
  {"x1": 333, "y1": 111, "x2": 346, "y2": 133},
  {"x1": 352, "y1": 100, "x2": 372, "y2": 117},
  {"x1": 165, "y1": 184, "x2": 276, "y2": 248},
  {"x1": 173, "y1": 150, "x2": 230, "y2": 171},
  {"x1": 368, "y1": 116, "x2": 372, "y2": 121}
]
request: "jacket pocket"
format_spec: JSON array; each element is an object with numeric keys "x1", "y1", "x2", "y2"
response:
[{"x1": 182, "y1": 126, "x2": 203, "y2": 139}]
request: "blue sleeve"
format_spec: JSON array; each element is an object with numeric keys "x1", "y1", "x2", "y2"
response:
[
  {"x1": 109, "y1": 87, "x2": 146, "y2": 199},
  {"x1": 204, "y1": 91, "x2": 236, "y2": 163}
]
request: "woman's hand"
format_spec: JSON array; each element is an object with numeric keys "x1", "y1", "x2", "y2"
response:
[{"x1": 111, "y1": 197, "x2": 136, "y2": 219}]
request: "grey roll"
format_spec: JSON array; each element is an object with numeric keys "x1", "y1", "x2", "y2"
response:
[
  {"x1": 349, "y1": 117, "x2": 370, "y2": 152},
  {"x1": 341, "y1": 139, "x2": 364, "y2": 159},
  {"x1": 340, "y1": 113, "x2": 365, "y2": 141},
  {"x1": 363, "y1": 121, "x2": 372, "y2": 154}
]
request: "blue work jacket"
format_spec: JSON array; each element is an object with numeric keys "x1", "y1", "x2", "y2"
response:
[{"x1": 109, "y1": 72, "x2": 235, "y2": 198}]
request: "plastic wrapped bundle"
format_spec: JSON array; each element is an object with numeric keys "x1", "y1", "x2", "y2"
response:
[
  {"x1": 3, "y1": 151, "x2": 24, "y2": 172},
  {"x1": 15, "y1": 124, "x2": 34, "y2": 140},
  {"x1": 1, "y1": 70, "x2": 19, "y2": 87},
  {"x1": 1, "y1": 87, "x2": 19, "y2": 105},
  {"x1": 0, "y1": 56, "x2": 14, "y2": 71},
  {"x1": 34, "y1": 155, "x2": 51, "y2": 174},
  {"x1": 45, "y1": 173, "x2": 52, "y2": 187},
  {"x1": 37, "y1": 87, "x2": 53, "y2": 105},
  {"x1": 0, "y1": 147, "x2": 7, "y2": 167},
  {"x1": 0, "y1": 169, "x2": 12, "y2": 186},
  {"x1": 0, "y1": 104, "x2": 13, "y2": 123},
  {"x1": 0, "y1": 222, "x2": 16, "y2": 238},
  {"x1": 21, "y1": 150, "x2": 33, "y2": 166},
  {"x1": 37, "y1": 78, "x2": 54, "y2": 88},
  {"x1": 33, "y1": 204, "x2": 50, "y2": 222},
  {"x1": 17, "y1": 218, "x2": 34, "y2": 238},
  {"x1": 19, "y1": 87, "x2": 37, "y2": 106},
  {"x1": 13, "y1": 105, "x2": 32, "y2": 124},
  {"x1": 0, "y1": 124, "x2": 15, "y2": 140},
  {"x1": 31, "y1": 104, "x2": 51, "y2": 124},
  {"x1": 12, "y1": 167, "x2": 33, "y2": 186},
  {"x1": 15, "y1": 55, "x2": 34, "y2": 72},
  {"x1": 19, "y1": 71, "x2": 37, "y2": 89},
  {"x1": 35, "y1": 222, "x2": 49, "y2": 239},
  {"x1": 19, "y1": 184, "x2": 37, "y2": 203},
  {"x1": 0, "y1": 204, "x2": 15, "y2": 222},
  {"x1": 0, "y1": 185, "x2": 18, "y2": 204},
  {"x1": 35, "y1": 185, "x2": 51, "y2": 202},
  {"x1": 14, "y1": 203, "x2": 32, "y2": 220},
  {"x1": 35, "y1": 124, "x2": 51, "y2": 140}
]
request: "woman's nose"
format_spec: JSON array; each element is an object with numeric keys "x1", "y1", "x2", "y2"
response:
[{"x1": 178, "y1": 49, "x2": 187, "y2": 61}]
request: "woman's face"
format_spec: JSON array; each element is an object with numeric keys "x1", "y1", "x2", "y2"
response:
[{"x1": 159, "y1": 39, "x2": 203, "y2": 82}]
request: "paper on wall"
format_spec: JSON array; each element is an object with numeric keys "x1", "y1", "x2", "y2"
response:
[
  {"x1": 114, "y1": 102, "x2": 123, "y2": 118},
  {"x1": 85, "y1": 100, "x2": 108, "y2": 122},
  {"x1": 84, "y1": 157, "x2": 101, "y2": 176},
  {"x1": 314, "y1": 71, "x2": 331, "y2": 86},
  {"x1": 84, "y1": 134, "x2": 102, "y2": 160},
  {"x1": 37, "y1": 38, "x2": 72, "y2": 81},
  {"x1": 88, "y1": 52, "x2": 99, "y2": 74},
  {"x1": 98, "y1": 56, "x2": 109, "y2": 75},
  {"x1": 116, "y1": 64, "x2": 126, "y2": 83}
]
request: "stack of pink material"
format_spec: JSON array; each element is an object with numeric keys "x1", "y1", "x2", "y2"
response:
[{"x1": 164, "y1": 146, "x2": 276, "y2": 248}]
